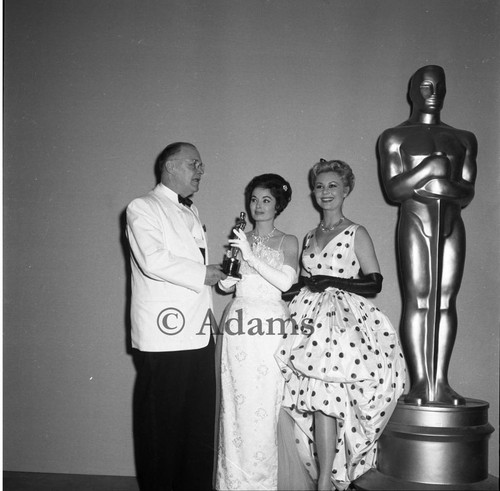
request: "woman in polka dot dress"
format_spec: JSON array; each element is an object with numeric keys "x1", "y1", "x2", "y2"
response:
[{"x1": 276, "y1": 159, "x2": 406, "y2": 491}]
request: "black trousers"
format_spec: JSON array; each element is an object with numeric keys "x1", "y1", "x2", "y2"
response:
[{"x1": 133, "y1": 337, "x2": 216, "y2": 491}]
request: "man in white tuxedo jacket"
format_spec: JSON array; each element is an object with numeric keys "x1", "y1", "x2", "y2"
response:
[{"x1": 127, "y1": 142, "x2": 226, "y2": 491}]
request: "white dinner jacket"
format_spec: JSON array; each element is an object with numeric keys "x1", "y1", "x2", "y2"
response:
[{"x1": 126, "y1": 184, "x2": 213, "y2": 352}]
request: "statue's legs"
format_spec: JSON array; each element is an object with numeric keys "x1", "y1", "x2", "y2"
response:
[
  {"x1": 399, "y1": 206, "x2": 466, "y2": 405},
  {"x1": 434, "y1": 216, "x2": 466, "y2": 405},
  {"x1": 399, "y1": 214, "x2": 431, "y2": 404}
]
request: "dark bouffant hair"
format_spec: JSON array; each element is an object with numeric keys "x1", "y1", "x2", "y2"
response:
[
  {"x1": 309, "y1": 159, "x2": 355, "y2": 196},
  {"x1": 245, "y1": 173, "x2": 292, "y2": 217}
]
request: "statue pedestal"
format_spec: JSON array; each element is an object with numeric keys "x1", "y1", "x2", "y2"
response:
[
  {"x1": 353, "y1": 470, "x2": 499, "y2": 490},
  {"x1": 353, "y1": 398, "x2": 495, "y2": 490}
]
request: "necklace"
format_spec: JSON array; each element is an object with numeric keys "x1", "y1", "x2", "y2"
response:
[
  {"x1": 251, "y1": 227, "x2": 276, "y2": 245},
  {"x1": 319, "y1": 217, "x2": 344, "y2": 232}
]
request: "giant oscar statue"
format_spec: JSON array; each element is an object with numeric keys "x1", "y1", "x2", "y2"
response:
[
  {"x1": 379, "y1": 64, "x2": 477, "y2": 407},
  {"x1": 355, "y1": 66, "x2": 494, "y2": 489}
]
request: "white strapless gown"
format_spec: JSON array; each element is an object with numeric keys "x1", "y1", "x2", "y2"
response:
[{"x1": 216, "y1": 242, "x2": 293, "y2": 491}]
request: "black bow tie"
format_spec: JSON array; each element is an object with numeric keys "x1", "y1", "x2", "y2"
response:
[{"x1": 178, "y1": 195, "x2": 193, "y2": 208}]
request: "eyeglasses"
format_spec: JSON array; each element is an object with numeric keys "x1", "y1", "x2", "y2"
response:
[{"x1": 168, "y1": 158, "x2": 205, "y2": 171}]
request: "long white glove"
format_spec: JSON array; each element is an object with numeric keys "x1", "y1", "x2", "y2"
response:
[{"x1": 228, "y1": 229, "x2": 297, "y2": 292}]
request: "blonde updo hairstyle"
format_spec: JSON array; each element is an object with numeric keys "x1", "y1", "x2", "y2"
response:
[{"x1": 309, "y1": 159, "x2": 355, "y2": 196}]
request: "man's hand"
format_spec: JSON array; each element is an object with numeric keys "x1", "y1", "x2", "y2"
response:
[
  {"x1": 204, "y1": 264, "x2": 227, "y2": 286},
  {"x1": 219, "y1": 276, "x2": 241, "y2": 290}
]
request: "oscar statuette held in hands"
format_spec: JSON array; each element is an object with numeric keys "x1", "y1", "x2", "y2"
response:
[{"x1": 222, "y1": 212, "x2": 246, "y2": 278}]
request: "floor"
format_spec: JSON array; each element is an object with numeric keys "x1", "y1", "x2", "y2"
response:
[
  {"x1": 4, "y1": 471, "x2": 499, "y2": 491},
  {"x1": 3, "y1": 472, "x2": 139, "y2": 491}
]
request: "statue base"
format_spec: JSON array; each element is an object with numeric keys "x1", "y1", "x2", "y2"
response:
[
  {"x1": 353, "y1": 397, "x2": 495, "y2": 489},
  {"x1": 353, "y1": 470, "x2": 499, "y2": 490}
]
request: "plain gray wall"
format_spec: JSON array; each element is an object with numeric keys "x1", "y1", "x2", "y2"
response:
[{"x1": 4, "y1": 0, "x2": 499, "y2": 477}]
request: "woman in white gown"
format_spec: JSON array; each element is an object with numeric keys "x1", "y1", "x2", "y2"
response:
[{"x1": 216, "y1": 174, "x2": 299, "y2": 491}]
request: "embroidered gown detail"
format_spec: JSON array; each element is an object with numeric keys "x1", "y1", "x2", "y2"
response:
[
  {"x1": 276, "y1": 224, "x2": 406, "y2": 489},
  {"x1": 216, "y1": 238, "x2": 292, "y2": 491}
]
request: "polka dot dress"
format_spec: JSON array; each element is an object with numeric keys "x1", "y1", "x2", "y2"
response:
[{"x1": 276, "y1": 224, "x2": 406, "y2": 489}]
